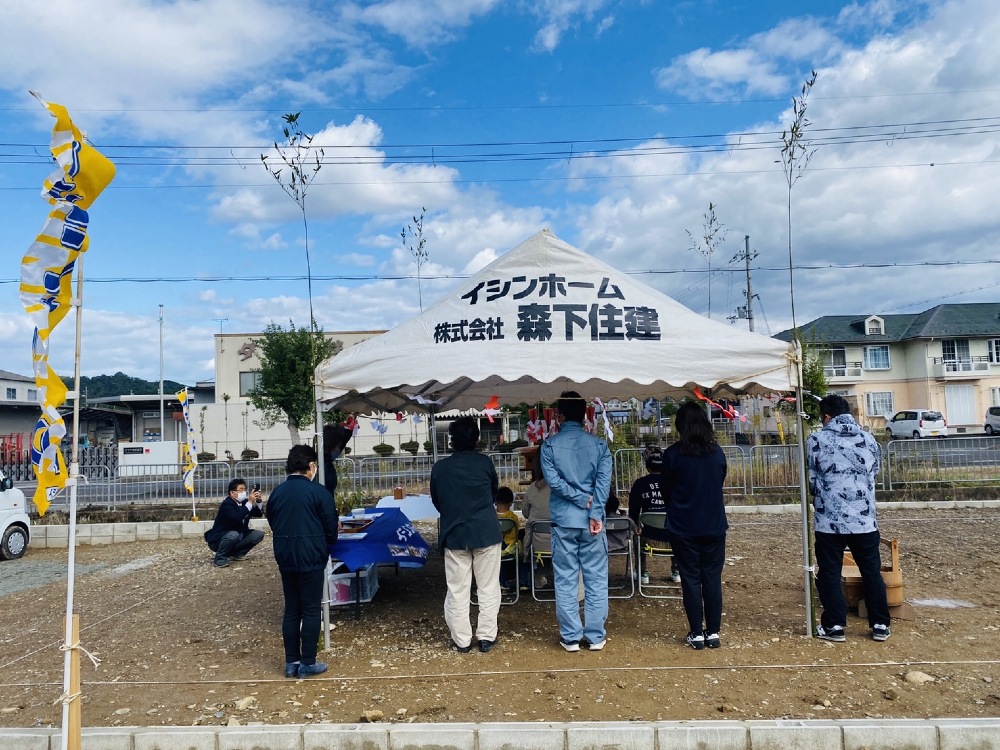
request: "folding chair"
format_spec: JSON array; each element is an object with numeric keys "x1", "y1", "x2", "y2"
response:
[
  {"x1": 498, "y1": 517, "x2": 520, "y2": 605},
  {"x1": 527, "y1": 520, "x2": 555, "y2": 602},
  {"x1": 472, "y1": 517, "x2": 520, "y2": 606},
  {"x1": 605, "y1": 515, "x2": 636, "y2": 599},
  {"x1": 637, "y1": 512, "x2": 682, "y2": 600}
]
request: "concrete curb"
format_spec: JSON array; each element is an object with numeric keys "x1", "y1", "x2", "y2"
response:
[{"x1": 3, "y1": 718, "x2": 1000, "y2": 750}]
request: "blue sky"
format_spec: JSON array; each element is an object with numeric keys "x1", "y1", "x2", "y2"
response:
[{"x1": 1, "y1": 0, "x2": 998, "y2": 385}]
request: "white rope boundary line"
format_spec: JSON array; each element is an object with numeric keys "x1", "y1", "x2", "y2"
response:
[{"x1": 2, "y1": 658, "x2": 999, "y2": 689}]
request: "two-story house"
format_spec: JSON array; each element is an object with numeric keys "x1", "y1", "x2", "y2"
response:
[{"x1": 775, "y1": 303, "x2": 1000, "y2": 434}]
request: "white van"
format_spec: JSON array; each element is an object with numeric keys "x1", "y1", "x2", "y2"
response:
[
  {"x1": 885, "y1": 409, "x2": 948, "y2": 439},
  {"x1": 0, "y1": 470, "x2": 30, "y2": 560}
]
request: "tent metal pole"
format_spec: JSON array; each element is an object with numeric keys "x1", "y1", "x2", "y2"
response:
[
  {"x1": 793, "y1": 342, "x2": 814, "y2": 637},
  {"x1": 430, "y1": 408, "x2": 438, "y2": 463},
  {"x1": 315, "y1": 396, "x2": 325, "y2": 486}
]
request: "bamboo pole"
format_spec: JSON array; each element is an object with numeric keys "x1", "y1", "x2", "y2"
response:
[{"x1": 66, "y1": 615, "x2": 81, "y2": 750}]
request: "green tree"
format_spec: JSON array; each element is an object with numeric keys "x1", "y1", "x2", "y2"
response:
[{"x1": 248, "y1": 320, "x2": 340, "y2": 443}]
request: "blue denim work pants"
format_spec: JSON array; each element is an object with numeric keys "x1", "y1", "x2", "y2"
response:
[{"x1": 551, "y1": 524, "x2": 608, "y2": 644}]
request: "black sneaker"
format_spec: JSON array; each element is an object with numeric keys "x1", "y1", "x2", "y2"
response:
[
  {"x1": 297, "y1": 661, "x2": 328, "y2": 678},
  {"x1": 478, "y1": 639, "x2": 497, "y2": 653},
  {"x1": 704, "y1": 632, "x2": 721, "y2": 649},
  {"x1": 451, "y1": 641, "x2": 472, "y2": 653},
  {"x1": 871, "y1": 624, "x2": 891, "y2": 642},
  {"x1": 816, "y1": 624, "x2": 846, "y2": 642},
  {"x1": 685, "y1": 631, "x2": 706, "y2": 650},
  {"x1": 213, "y1": 557, "x2": 231, "y2": 568},
  {"x1": 284, "y1": 661, "x2": 299, "y2": 678},
  {"x1": 560, "y1": 639, "x2": 581, "y2": 652}
]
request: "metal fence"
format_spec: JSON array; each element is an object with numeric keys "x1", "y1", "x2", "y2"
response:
[
  {"x1": 884, "y1": 435, "x2": 1000, "y2": 490},
  {"x1": 16, "y1": 435, "x2": 1000, "y2": 511}
]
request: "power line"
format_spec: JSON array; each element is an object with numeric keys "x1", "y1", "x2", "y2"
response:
[{"x1": 1, "y1": 258, "x2": 998, "y2": 286}]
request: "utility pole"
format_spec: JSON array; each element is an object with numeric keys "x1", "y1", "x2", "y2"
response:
[
  {"x1": 729, "y1": 235, "x2": 759, "y2": 331},
  {"x1": 744, "y1": 235, "x2": 756, "y2": 333},
  {"x1": 158, "y1": 304, "x2": 165, "y2": 442}
]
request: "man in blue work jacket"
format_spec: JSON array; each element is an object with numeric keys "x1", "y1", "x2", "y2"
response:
[{"x1": 540, "y1": 391, "x2": 612, "y2": 652}]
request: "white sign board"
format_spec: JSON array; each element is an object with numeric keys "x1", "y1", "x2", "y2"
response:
[{"x1": 117, "y1": 441, "x2": 181, "y2": 477}]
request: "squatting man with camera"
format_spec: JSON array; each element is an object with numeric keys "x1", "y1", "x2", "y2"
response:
[{"x1": 204, "y1": 478, "x2": 265, "y2": 568}]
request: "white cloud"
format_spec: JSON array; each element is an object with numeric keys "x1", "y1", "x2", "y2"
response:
[
  {"x1": 338, "y1": 253, "x2": 377, "y2": 267},
  {"x1": 524, "y1": 0, "x2": 615, "y2": 52},
  {"x1": 344, "y1": 0, "x2": 500, "y2": 49}
]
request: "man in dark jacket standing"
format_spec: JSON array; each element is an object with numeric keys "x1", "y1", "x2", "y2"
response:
[
  {"x1": 430, "y1": 417, "x2": 502, "y2": 654},
  {"x1": 204, "y1": 478, "x2": 264, "y2": 568},
  {"x1": 265, "y1": 444, "x2": 339, "y2": 678}
]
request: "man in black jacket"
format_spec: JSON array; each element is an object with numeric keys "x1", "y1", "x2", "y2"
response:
[
  {"x1": 265, "y1": 444, "x2": 339, "y2": 678},
  {"x1": 204, "y1": 478, "x2": 264, "y2": 568}
]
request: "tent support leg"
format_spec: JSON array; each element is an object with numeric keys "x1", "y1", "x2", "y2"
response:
[{"x1": 795, "y1": 382, "x2": 814, "y2": 637}]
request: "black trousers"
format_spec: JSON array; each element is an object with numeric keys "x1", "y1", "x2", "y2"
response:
[
  {"x1": 278, "y1": 568, "x2": 326, "y2": 665},
  {"x1": 815, "y1": 530, "x2": 890, "y2": 629},
  {"x1": 671, "y1": 533, "x2": 726, "y2": 634}
]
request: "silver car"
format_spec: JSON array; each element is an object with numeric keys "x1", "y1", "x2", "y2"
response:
[
  {"x1": 985, "y1": 406, "x2": 1000, "y2": 436},
  {"x1": 885, "y1": 409, "x2": 948, "y2": 439}
]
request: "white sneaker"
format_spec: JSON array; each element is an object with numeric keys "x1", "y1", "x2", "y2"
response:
[
  {"x1": 639, "y1": 572, "x2": 650, "y2": 585},
  {"x1": 671, "y1": 571, "x2": 681, "y2": 583}
]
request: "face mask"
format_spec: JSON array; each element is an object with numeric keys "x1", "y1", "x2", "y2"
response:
[{"x1": 237, "y1": 491, "x2": 248, "y2": 502}]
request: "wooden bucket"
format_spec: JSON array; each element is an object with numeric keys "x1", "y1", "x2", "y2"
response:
[{"x1": 841, "y1": 538, "x2": 904, "y2": 608}]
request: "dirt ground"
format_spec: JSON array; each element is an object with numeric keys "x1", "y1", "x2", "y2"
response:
[{"x1": 1, "y1": 506, "x2": 999, "y2": 728}]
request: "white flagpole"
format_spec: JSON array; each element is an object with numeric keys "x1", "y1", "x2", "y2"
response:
[{"x1": 61, "y1": 256, "x2": 85, "y2": 750}]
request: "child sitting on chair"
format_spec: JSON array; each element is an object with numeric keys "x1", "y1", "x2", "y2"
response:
[{"x1": 495, "y1": 487, "x2": 520, "y2": 591}]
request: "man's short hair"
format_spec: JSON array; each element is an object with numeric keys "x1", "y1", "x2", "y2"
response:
[
  {"x1": 228, "y1": 478, "x2": 246, "y2": 494},
  {"x1": 449, "y1": 416, "x2": 480, "y2": 451},
  {"x1": 819, "y1": 394, "x2": 851, "y2": 419},
  {"x1": 286, "y1": 444, "x2": 318, "y2": 474},
  {"x1": 556, "y1": 390, "x2": 586, "y2": 423}
]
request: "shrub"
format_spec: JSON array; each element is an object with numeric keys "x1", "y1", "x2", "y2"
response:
[
  {"x1": 197, "y1": 452, "x2": 216, "y2": 462},
  {"x1": 372, "y1": 443, "x2": 395, "y2": 457},
  {"x1": 241, "y1": 448, "x2": 260, "y2": 460},
  {"x1": 400, "y1": 440, "x2": 419, "y2": 456},
  {"x1": 423, "y1": 440, "x2": 433, "y2": 454}
]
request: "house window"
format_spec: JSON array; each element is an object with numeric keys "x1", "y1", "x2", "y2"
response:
[
  {"x1": 5, "y1": 387, "x2": 16, "y2": 400},
  {"x1": 239, "y1": 371, "x2": 261, "y2": 397},
  {"x1": 27, "y1": 388, "x2": 37, "y2": 401},
  {"x1": 988, "y1": 339, "x2": 1000, "y2": 364},
  {"x1": 992, "y1": 387, "x2": 1000, "y2": 407},
  {"x1": 941, "y1": 339, "x2": 971, "y2": 371},
  {"x1": 866, "y1": 316, "x2": 884, "y2": 335},
  {"x1": 863, "y1": 345, "x2": 890, "y2": 370},
  {"x1": 820, "y1": 347, "x2": 847, "y2": 377},
  {"x1": 865, "y1": 391, "x2": 894, "y2": 417}
]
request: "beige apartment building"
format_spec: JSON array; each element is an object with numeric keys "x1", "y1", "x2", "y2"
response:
[{"x1": 776, "y1": 303, "x2": 1000, "y2": 434}]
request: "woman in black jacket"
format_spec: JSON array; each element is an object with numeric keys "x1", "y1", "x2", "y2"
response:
[
  {"x1": 661, "y1": 402, "x2": 728, "y2": 650},
  {"x1": 265, "y1": 444, "x2": 339, "y2": 678}
]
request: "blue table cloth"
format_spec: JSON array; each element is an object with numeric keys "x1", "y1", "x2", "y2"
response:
[{"x1": 329, "y1": 508, "x2": 429, "y2": 572}]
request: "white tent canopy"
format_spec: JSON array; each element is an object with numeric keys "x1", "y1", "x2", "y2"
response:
[{"x1": 315, "y1": 229, "x2": 796, "y2": 412}]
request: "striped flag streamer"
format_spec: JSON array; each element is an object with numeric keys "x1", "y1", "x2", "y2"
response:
[
  {"x1": 177, "y1": 388, "x2": 198, "y2": 495},
  {"x1": 19, "y1": 94, "x2": 116, "y2": 515}
]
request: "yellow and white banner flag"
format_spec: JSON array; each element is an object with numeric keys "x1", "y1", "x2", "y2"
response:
[
  {"x1": 20, "y1": 94, "x2": 116, "y2": 515},
  {"x1": 177, "y1": 388, "x2": 198, "y2": 495}
]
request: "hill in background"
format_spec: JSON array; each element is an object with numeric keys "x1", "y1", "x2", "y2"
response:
[{"x1": 62, "y1": 372, "x2": 187, "y2": 401}]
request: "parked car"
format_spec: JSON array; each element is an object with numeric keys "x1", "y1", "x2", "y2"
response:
[
  {"x1": 985, "y1": 406, "x2": 1000, "y2": 435},
  {"x1": 0, "y1": 469, "x2": 30, "y2": 560},
  {"x1": 885, "y1": 409, "x2": 948, "y2": 439}
]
